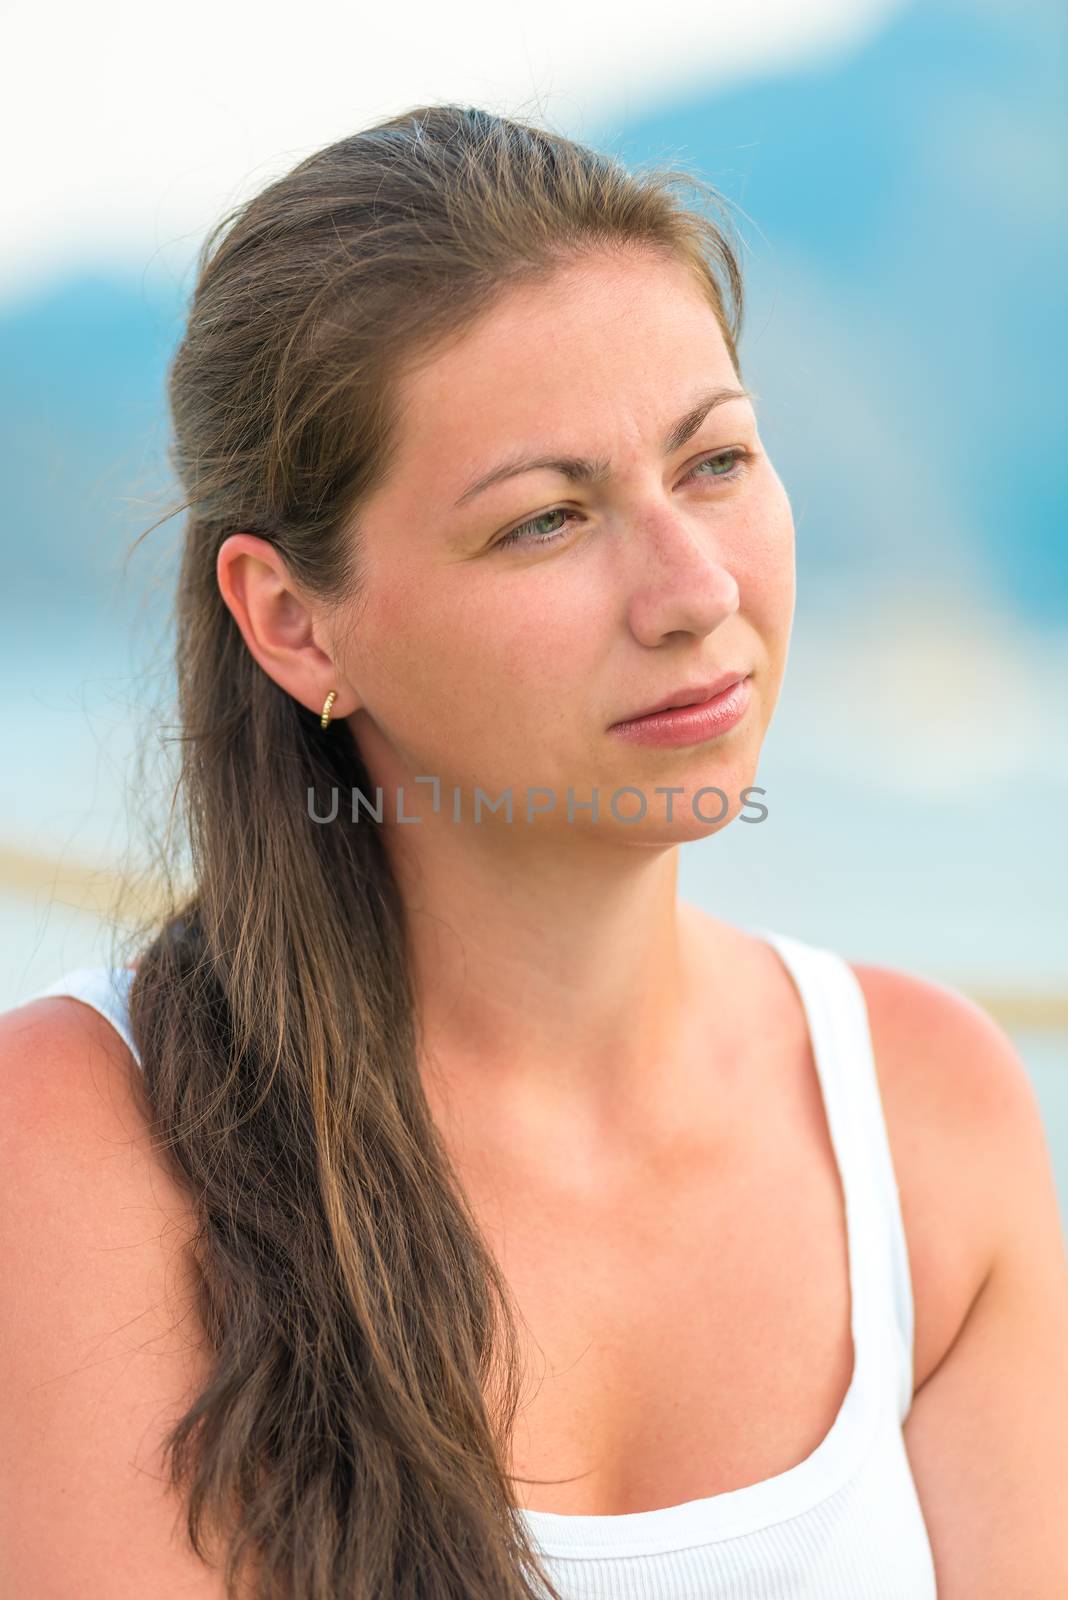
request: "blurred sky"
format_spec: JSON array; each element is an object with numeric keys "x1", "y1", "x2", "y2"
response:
[{"x1": 1, "y1": 0, "x2": 906, "y2": 304}]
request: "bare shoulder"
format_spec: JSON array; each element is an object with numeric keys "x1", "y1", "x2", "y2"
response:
[
  {"x1": 0, "y1": 994, "x2": 232, "y2": 1597},
  {"x1": 847, "y1": 961, "x2": 1066, "y2": 1388},
  {"x1": 0, "y1": 986, "x2": 146, "y2": 1139},
  {"x1": 0, "y1": 989, "x2": 191, "y2": 1257}
]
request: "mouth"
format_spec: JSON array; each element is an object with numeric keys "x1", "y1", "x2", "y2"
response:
[
  {"x1": 610, "y1": 670, "x2": 750, "y2": 727},
  {"x1": 606, "y1": 673, "x2": 754, "y2": 746}
]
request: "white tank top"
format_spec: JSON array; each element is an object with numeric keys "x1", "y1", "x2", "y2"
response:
[{"x1": 23, "y1": 927, "x2": 938, "y2": 1598}]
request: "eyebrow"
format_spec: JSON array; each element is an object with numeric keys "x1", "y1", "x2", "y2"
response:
[{"x1": 451, "y1": 384, "x2": 755, "y2": 509}]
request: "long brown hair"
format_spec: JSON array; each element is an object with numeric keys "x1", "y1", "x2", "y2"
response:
[{"x1": 117, "y1": 103, "x2": 745, "y2": 1599}]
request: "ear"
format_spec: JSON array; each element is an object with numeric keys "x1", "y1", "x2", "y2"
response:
[{"x1": 215, "y1": 533, "x2": 359, "y2": 719}]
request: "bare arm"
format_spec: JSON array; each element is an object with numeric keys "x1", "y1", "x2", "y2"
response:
[{"x1": 0, "y1": 997, "x2": 243, "y2": 1599}]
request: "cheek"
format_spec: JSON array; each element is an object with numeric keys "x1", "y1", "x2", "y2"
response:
[
  {"x1": 457, "y1": 573, "x2": 601, "y2": 707},
  {"x1": 347, "y1": 557, "x2": 600, "y2": 765}
]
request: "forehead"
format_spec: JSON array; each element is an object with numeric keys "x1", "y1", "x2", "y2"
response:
[{"x1": 387, "y1": 251, "x2": 737, "y2": 474}]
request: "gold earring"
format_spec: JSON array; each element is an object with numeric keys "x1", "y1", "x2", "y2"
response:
[{"x1": 320, "y1": 689, "x2": 338, "y2": 730}]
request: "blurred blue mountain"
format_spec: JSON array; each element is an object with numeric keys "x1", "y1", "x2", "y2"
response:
[{"x1": 2, "y1": 0, "x2": 1065, "y2": 625}]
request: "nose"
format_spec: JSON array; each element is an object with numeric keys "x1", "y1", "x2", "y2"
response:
[{"x1": 623, "y1": 505, "x2": 740, "y2": 647}]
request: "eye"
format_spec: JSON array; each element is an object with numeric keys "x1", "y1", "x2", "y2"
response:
[
  {"x1": 685, "y1": 447, "x2": 754, "y2": 485},
  {"x1": 495, "y1": 447, "x2": 756, "y2": 552}
]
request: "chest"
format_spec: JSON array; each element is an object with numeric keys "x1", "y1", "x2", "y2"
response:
[
  {"x1": 497, "y1": 1171, "x2": 855, "y2": 1514},
  {"x1": 465, "y1": 1031, "x2": 859, "y2": 1517}
]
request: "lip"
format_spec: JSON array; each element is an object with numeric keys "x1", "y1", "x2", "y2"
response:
[
  {"x1": 607, "y1": 673, "x2": 753, "y2": 747},
  {"x1": 610, "y1": 670, "x2": 749, "y2": 727}
]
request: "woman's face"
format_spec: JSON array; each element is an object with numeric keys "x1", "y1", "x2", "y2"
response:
[{"x1": 334, "y1": 247, "x2": 795, "y2": 846}]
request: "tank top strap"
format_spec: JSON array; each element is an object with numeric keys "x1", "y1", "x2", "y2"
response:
[
  {"x1": 754, "y1": 927, "x2": 915, "y2": 1423},
  {"x1": 22, "y1": 966, "x2": 142, "y2": 1070}
]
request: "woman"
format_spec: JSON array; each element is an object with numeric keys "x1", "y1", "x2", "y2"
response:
[{"x1": 4, "y1": 105, "x2": 1067, "y2": 1600}]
